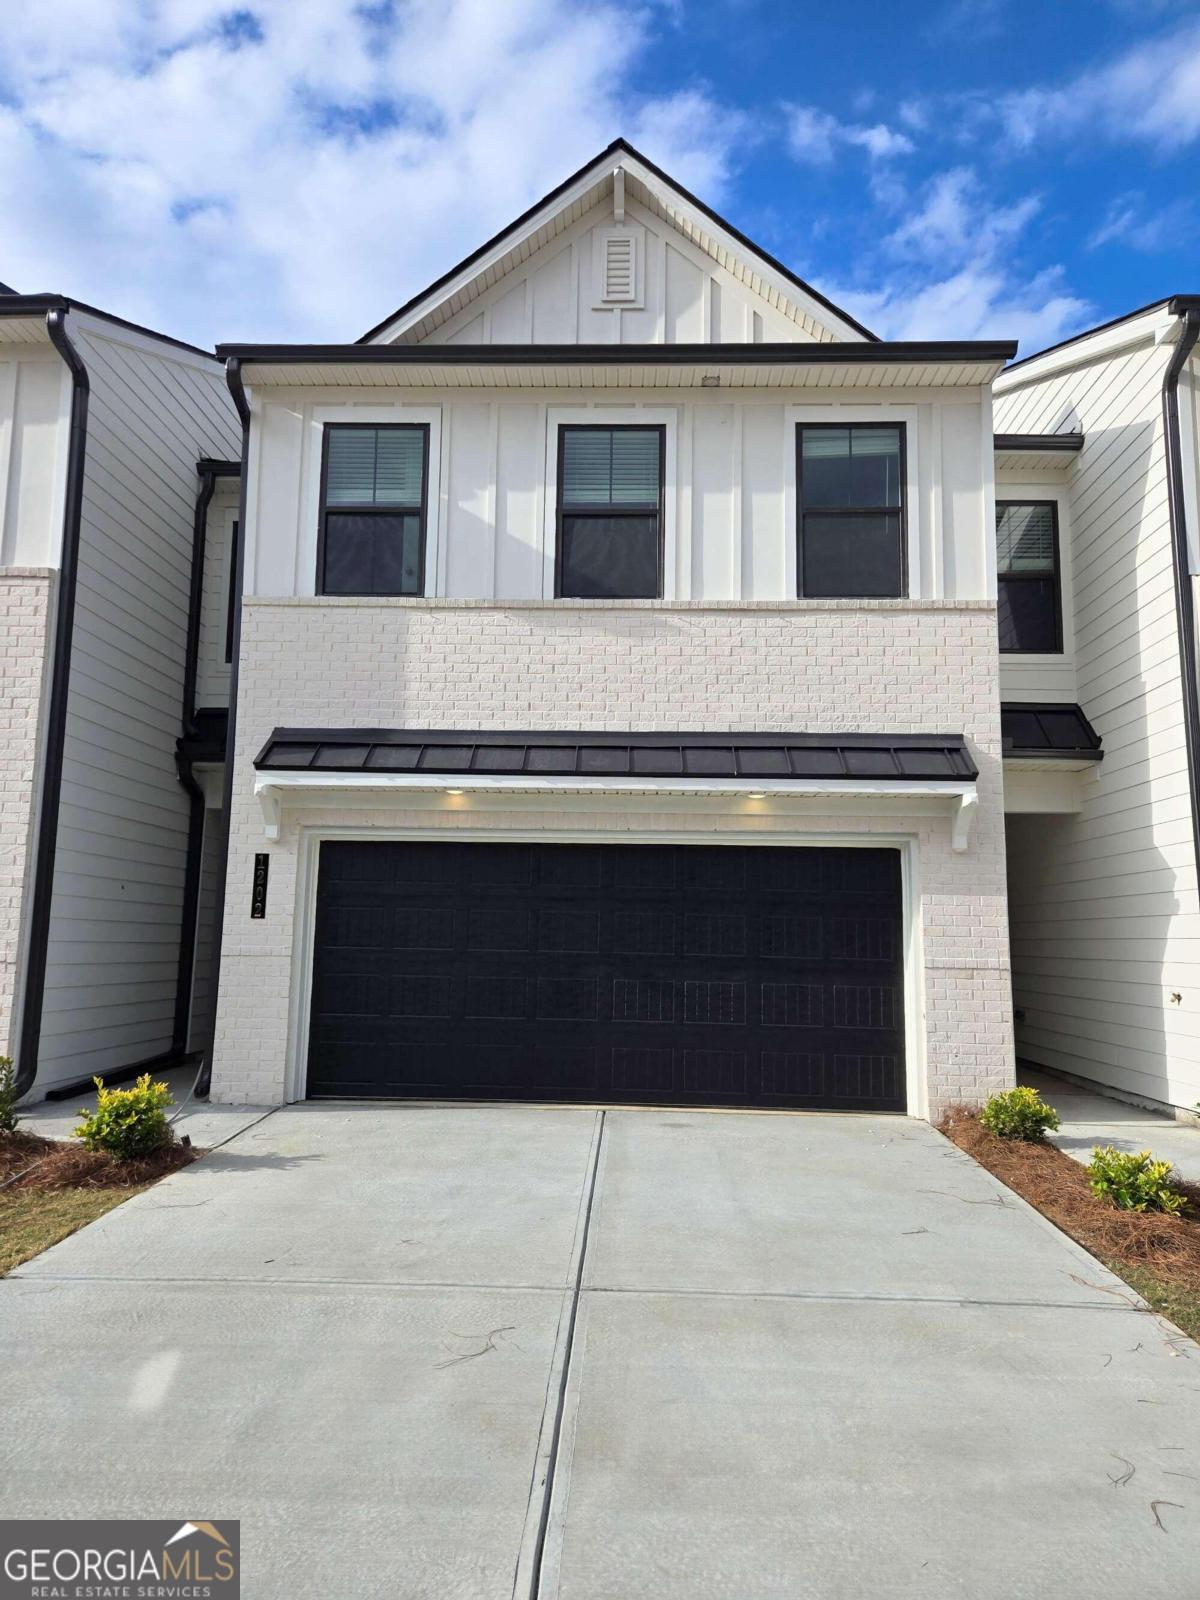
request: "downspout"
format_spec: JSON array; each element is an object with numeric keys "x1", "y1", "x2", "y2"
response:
[
  {"x1": 170, "y1": 463, "x2": 220, "y2": 1053},
  {"x1": 195, "y1": 360, "x2": 250, "y2": 1097},
  {"x1": 1162, "y1": 298, "x2": 1200, "y2": 904},
  {"x1": 14, "y1": 309, "x2": 89, "y2": 1099}
]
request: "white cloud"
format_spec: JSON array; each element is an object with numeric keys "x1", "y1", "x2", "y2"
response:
[
  {"x1": 784, "y1": 103, "x2": 914, "y2": 167},
  {"x1": 1000, "y1": 19, "x2": 1200, "y2": 149},
  {"x1": 1088, "y1": 192, "x2": 1196, "y2": 251},
  {"x1": 886, "y1": 168, "x2": 1041, "y2": 265},
  {"x1": 0, "y1": 0, "x2": 750, "y2": 344},
  {"x1": 827, "y1": 165, "x2": 1091, "y2": 355}
]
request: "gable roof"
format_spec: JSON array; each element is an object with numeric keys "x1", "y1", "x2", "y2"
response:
[{"x1": 358, "y1": 137, "x2": 878, "y2": 347}]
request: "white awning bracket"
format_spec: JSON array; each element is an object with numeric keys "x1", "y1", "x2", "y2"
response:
[{"x1": 952, "y1": 789, "x2": 978, "y2": 853}]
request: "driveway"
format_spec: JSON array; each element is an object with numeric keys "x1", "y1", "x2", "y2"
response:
[{"x1": 3, "y1": 1105, "x2": 1199, "y2": 1598}]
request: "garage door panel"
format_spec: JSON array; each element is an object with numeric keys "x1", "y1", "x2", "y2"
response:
[{"x1": 308, "y1": 841, "x2": 906, "y2": 1111}]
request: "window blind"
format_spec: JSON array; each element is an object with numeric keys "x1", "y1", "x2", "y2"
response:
[
  {"x1": 562, "y1": 428, "x2": 660, "y2": 508},
  {"x1": 326, "y1": 426, "x2": 425, "y2": 507}
]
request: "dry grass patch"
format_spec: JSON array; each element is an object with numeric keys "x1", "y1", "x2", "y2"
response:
[
  {"x1": 940, "y1": 1107, "x2": 1200, "y2": 1342},
  {"x1": 0, "y1": 1130, "x2": 196, "y2": 1275}
]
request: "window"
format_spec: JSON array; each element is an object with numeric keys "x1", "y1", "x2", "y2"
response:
[
  {"x1": 319, "y1": 424, "x2": 429, "y2": 596},
  {"x1": 996, "y1": 501, "x2": 1061, "y2": 653},
  {"x1": 797, "y1": 424, "x2": 906, "y2": 597},
  {"x1": 557, "y1": 425, "x2": 664, "y2": 598},
  {"x1": 224, "y1": 519, "x2": 238, "y2": 664}
]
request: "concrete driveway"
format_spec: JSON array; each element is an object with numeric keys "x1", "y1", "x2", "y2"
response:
[{"x1": 3, "y1": 1105, "x2": 1199, "y2": 1598}]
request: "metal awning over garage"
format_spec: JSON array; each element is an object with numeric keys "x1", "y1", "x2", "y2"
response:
[{"x1": 251, "y1": 728, "x2": 981, "y2": 850}]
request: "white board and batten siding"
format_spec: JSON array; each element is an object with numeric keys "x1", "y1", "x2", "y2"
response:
[
  {"x1": 0, "y1": 345, "x2": 73, "y2": 568},
  {"x1": 36, "y1": 314, "x2": 240, "y2": 1092},
  {"x1": 244, "y1": 387, "x2": 993, "y2": 605},
  {"x1": 418, "y1": 194, "x2": 824, "y2": 349},
  {"x1": 995, "y1": 329, "x2": 1200, "y2": 1112},
  {"x1": 195, "y1": 479, "x2": 238, "y2": 711}
]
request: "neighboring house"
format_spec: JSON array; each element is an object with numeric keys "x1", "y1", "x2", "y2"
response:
[
  {"x1": 0, "y1": 293, "x2": 240, "y2": 1101},
  {"x1": 204, "y1": 139, "x2": 1018, "y2": 1119},
  {"x1": 994, "y1": 297, "x2": 1200, "y2": 1117}
]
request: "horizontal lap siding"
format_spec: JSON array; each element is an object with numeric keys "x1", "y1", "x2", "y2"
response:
[
  {"x1": 36, "y1": 326, "x2": 238, "y2": 1091},
  {"x1": 997, "y1": 339, "x2": 1200, "y2": 1110}
]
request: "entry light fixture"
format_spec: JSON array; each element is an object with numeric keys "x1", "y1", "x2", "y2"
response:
[
  {"x1": 445, "y1": 787, "x2": 465, "y2": 796},
  {"x1": 746, "y1": 790, "x2": 767, "y2": 800}
]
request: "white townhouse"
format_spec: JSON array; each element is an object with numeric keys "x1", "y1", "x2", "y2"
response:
[
  {"x1": 202, "y1": 140, "x2": 1018, "y2": 1119},
  {"x1": 0, "y1": 292, "x2": 239, "y2": 1104},
  {"x1": 994, "y1": 296, "x2": 1200, "y2": 1118},
  {"x1": 12, "y1": 144, "x2": 1194, "y2": 1126}
]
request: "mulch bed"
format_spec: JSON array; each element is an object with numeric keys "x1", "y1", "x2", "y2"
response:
[
  {"x1": 939, "y1": 1107, "x2": 1200, "y2": 1293},
  {"x1": 0, "y1": 1130, "x2": 196, "y2": 1193}
]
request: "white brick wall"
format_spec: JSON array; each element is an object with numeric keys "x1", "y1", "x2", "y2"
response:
[
  {"x1": 210, "y1": 598, "x2": 1015, "y2": 1117},
  {"x1": 0, "y1": 569, "x2": 54, "y2": 1061}
]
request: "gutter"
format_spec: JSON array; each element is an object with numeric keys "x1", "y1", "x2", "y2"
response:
[
  {"x1": 13, "y1": 311, "x2": 89, "y2": 1099},
  {"x1": 194, "y1": 361, "x2": 250, "y2": 1097},
  {"x1": 213, "y1": 338, "x2": 1019, "y2": 367},
  {"x1": 170, "y1": 461, "x2": 221, "y2": 1054},
  {"x1": 1163, "y1": 296, "x2": 1200, "y2": 905}
]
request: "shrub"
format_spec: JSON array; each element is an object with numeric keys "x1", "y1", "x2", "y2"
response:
[
  {"x1": 1088, "y1": 1146, "x2": 1188, "y2": 1216},
  {"x1": 74, "y1": 1074, "x2": 174, "y2": 1160},
  {"x1": 978, "y1": 1086, "x2": 1060, "y2": 1142},
  {"x1": 0, "y1": 1056, "x2": 18, "y2": 1134}
]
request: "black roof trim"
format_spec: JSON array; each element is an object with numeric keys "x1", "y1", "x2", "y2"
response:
[
  {"x1": 254, "y1": 727, "x2": 978, "y2": 783},
  {"x1": 177, "y1": 707, "x2": 228, "y2": 764},
  {"x1": 197, "y1": 457, "x2": 242, "y2": 477},
  {"x1": 216, "y1": 338, "x2": 1017, "y2": 367},
  {"x1": 1000, "y1": 296, "x2": 1200, "y2": 376},
  {"x1": 994, "y1": 432, "x2": 1084, "y2": 453},
  {"x1": 356, "y1": 138, "x2": 879, "y2": 346},
  {"x1": 0, "y1": 293, "x2": 218, "y2": 363},
  {"x1": 1001, "y1": 703, "x2": 1102, "y2": 761}
]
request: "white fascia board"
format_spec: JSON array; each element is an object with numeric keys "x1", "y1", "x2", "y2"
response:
[
  {"x1": 995, "y1": 306, "x2": 1175, "y2": 394},
  {"x1": 370, "y1": 150, "x2": 866, "y2": 348},
  {"x1": 253, "y1": 770, "x2": 979, "y2": 848},
  {"x1": 617, "y1": 156, "x2": 866, "y2": 343},
  {"x1": 369, "y1": 166, "x2": 611, "y2": 343}
]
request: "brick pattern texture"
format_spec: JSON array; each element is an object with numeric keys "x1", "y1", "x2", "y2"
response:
[
  {"x1": 0, "y1": 570, "x2": 54, "y2": 1061},
  {"x1": 210, "y1": 598, "x2": 1015, "y2": 1117}
]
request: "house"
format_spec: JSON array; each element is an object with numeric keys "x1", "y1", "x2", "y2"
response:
[
  {"x1": 994, "y1": 297, "x2": 1200, "y2": 1118},
  {"x1": 0, "y1": 292, "x2": 239, "y2": 1102},
  {"x1": 202, "y1": 140, "x2": 1018, "y2": 1118},
  {"x1": 15, "y1": 147, "x2": 1191, "y2": 1124}
]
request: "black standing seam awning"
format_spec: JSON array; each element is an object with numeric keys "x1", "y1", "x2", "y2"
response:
[
  {"x1": 1001, "y1": 703, "x2": 1102, "y2": 760},
  {"x1": 253, "y1": 729, "x2": 978, "y2": 782}
]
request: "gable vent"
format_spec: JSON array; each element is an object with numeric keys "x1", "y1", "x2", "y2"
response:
[{"x1": 604, "y1": 235, "x2": 636, "y2": 302}]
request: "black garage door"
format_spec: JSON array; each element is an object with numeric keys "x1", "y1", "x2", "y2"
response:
[{"x1": 307, "y1": 841, "x2": 906, "y2": 1111}]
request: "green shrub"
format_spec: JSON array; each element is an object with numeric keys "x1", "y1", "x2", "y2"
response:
[
  {"x1": 1087, "y1": 1146, "x2": 1188, "y2": 1216},
  {"x1": 979, "y1": 1086, "x2": 1060, "y2": 1142},
  {"x1": 0, "y1": 1056, "x2": 18, "y2": 1134},
  {"x1": 74, "y1": 1074, "x2": 174, "y2": 1160}
]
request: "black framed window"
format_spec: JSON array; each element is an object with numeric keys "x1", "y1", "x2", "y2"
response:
[
  {"x1": 557, "y1": 425, "x2": 664, "y2": 599},
  {"x1": 319, "y1": 423, "x2": 429, "y2": 596},
  {"x1": 996, "y1": 500, "x2": 1061, "y2": 653},
  {"x1": 797, "y1": 423, "x2": 906, "y2": 597},
  {"x1": 224, "y1": 519, "x2": 238, "y2": 664}
]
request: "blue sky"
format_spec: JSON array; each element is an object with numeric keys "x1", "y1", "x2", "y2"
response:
[{"x1": 1, "y1": 0, "x2": 1198, "y2": 353}]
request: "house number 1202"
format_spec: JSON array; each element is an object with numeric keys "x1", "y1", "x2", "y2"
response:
[{"x1": 250, "y1": 853, "x2": 269, "y2": 919}]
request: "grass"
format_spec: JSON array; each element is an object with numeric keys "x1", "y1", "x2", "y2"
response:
[
  {"x1": 1101, "y1": 1262, "x2": 1200, "y2": 1346},
  {"x1": 941, "y1": 1107, "x2": 1200, "y2": 1344},
  {"x1": 0, "y1": 1182, "x2": 156, "y2": 1274},
  {"x1": 0, "y1": 1128, "x2": 196, "y2": 1275}
]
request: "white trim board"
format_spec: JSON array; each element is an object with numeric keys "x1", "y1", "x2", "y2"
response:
[{"x1": 253, "y1": 769, "x2": 978, "y2": 851}]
